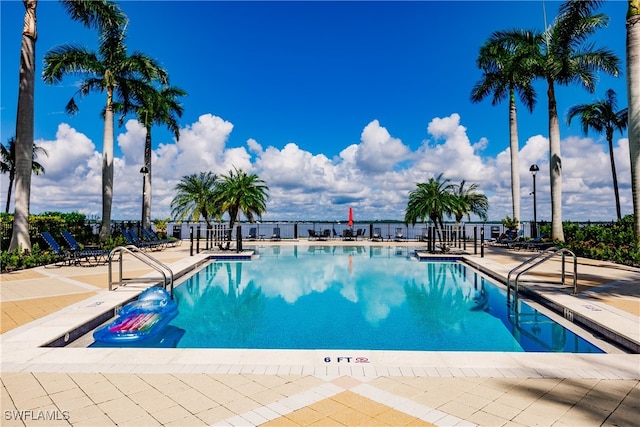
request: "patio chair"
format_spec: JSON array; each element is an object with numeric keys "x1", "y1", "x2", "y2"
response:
[
  {"x1": 394, "y1": 227, "x2": 405, "y2": 241},
  {"x1": 122, "y1": 229, "x2": 162, "y2": 251},
  {"x1": 308, "y1": 229, "x2": 319, "y2": 240},
  {"x1": 40, "y1": 231, "x2": 74, "y2": 266},
  {"x1": 246, "y1": 227, "x2": 257, "y2": 240},
  {"x1": 142, "y1": 228, "x2": 179, "y2": 247},
  {"x1": 271, "y1": 227, "x2": 281, "y2": 241},
  {"x1": 342, "y1": 229, "x2": 355, "y2": 241},
  {"x1": 60, "y1": 230, "x2": 109, "y2": 266},
  {"x1": 320, "y1": 229, "x2": 331, "y2": 240},
  {"x1": 355, "y1": 228, "x2": 365, "y2": 240},
  {"x1": 371, "y1": 227, "x2": 383, "y2": 241}
]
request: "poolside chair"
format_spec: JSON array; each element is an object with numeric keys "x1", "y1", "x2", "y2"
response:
[
  {"x1": 246, "y1": 227, "x2": 257, "y2": 240},
  {"x1": 355, "y1": 228, "x2": 365, "y2": 240},
  {"x1": 60, "y1": 230, "x2": 109, "y2": 266},
  {"x1": 40, "y1": 231, "x2": 73, "y2": 266},
  {"x1": 320, "y1": 229, "x2": 331, "y2": 240},
  {"x1": 308, "y1": 229, "x2": 319, "y2": 240},
  {"x1": 271, "y1": 227, "x2": 281, "y2": 241},
  {"x1": 342, "y1": 229, "x2": 354, "y2": 241},
  {"x1": 122, "y1": 229, "x2": 162, "y2": 251},
  {"x1": 417, "y1": 228, "x2": 429, "y2": 242},
  {"x1": 372, "y1": 227, "x2": 383, "y2": 242},
  {"x1": 142, "y1": 228, "x2": 179, "y2": 247},
  {"x1": 394, "y1": 227, "x2": 405, "y2": 241}
]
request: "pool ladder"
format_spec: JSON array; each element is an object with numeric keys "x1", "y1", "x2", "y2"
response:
[
  {"x1": 506, "y1": 247, "x2": 577, "y2": 307},
  {"x1": 108, "y1": 245, "x2": 175, "y2": 298}
]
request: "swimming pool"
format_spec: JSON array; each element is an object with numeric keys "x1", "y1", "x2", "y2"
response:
[{"x1": 103, "y1": 245, "x2": 604, "y2": 353}]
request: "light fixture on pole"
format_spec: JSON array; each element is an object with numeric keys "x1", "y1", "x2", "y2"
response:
[
  {"x1": 140, "y1": 166, "x2": 149, "y2": 229},
  {"x1": 529, "y1": 164, "x2": 539, "y2": 238}
]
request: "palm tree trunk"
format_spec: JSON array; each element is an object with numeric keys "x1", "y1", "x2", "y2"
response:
[
  {"x1": 508, "y1": 91, "x2": 521, "y2": 226},
  {"x1": 547, "y1": 79, "x2": 564, "y2": 242},
  {"x1": 143, "y1": 127, "x2": 152, "y2": 230},
  {"x1": 9, "y1": 0, "x2": 37, "y2": 252},
  {"x1": 627, "y1": 1, "x2": 640, "y2": 241},
  {"x1": 5, "y1": 171, "x2": 14, "y2": 213},
  {"x1": 99, "y1": 88, "x2": 114, "y2": 242},
  {"x1": 606, "y1": 129, "x2": 622, "y2": 220}
]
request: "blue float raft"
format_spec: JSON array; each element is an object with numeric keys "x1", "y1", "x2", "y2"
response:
[{"x1": 93, "y1": 287, "x2": 178, "y2": 344}]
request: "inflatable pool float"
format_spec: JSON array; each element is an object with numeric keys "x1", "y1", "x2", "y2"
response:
[{"x1": 93, "y1": 287, "x2": 178, "y2": 344}]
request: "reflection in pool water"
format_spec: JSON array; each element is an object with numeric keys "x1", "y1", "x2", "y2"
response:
[{"x1": 166, "y1": 245, "x2": 602, "y2": 352}]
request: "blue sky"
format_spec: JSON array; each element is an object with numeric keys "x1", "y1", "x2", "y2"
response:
[{"x1": 0, "y1": 0, "x2": 632, "y2": 223}]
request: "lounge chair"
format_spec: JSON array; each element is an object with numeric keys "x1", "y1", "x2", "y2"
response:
[
  {"x1": 355, "y1": 228, "x2": 365, "y2": 240},
  {"x1": 40, "y1": 231, "x2": 73, "y2": 266},
  {"x1": 122, "y1": 229, "x2": 162, "y2": 250},
  {"x1": 271, "y1": 227, "x2": 281, "y2": 241},
  {"x1": 308, "y1": 229, "x2": 319, "y2": 240},
  {"x1": 371, "y1": 227, "x2": 383, "y2": 242},
  {"x1": 342, "y1": 229, "x2": 355, "y2": 241},
  {"x1": 320, "y1": 229, "x2": 331, "y2": 240},
  {"x1": 60, "y1": 230, "x2": 109, "y2": 265},
  {"x1": 394, "y1": 228, "x2": 405, "y2": 241},
  {"x1": 142, "y1": 228, "x2": 179, "y2": 247},
  {"x1": 246, "y1": 227, "x2": 257, "y2": 240},
  {"x1": 417, "y1": 228, "x2": 429, "y2": 242}
]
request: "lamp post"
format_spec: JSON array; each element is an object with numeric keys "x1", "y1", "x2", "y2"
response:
[
  {"x1": 529, "y1": 164, "x2": 539, "y2": 238},
  {"x1": 140, "y1": 166, "x2": 149, "y2": 230}
]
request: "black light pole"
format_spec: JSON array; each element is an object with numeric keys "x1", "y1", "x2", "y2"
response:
[
  {"x1": 140, "y1": 166, "x2": 149, "y2": 230},
  {"x1": 529, "y1": 164, "x2": 539, "y2": 238}
]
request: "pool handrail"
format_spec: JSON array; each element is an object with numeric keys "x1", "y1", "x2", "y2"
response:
[
  {"x1": 108, "y1": 245, "x2": 175, "y2": 298},
  {"x1": 506, "y1": 247, "x2": 577, "y2": 306}
]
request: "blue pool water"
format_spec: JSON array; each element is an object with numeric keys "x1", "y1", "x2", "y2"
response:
[{"x1": 143, "y1": 246, "x2": 603, "y2": 352}]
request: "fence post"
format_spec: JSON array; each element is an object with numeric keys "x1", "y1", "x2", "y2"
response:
[
  {"x1": 196, "y1": 226, "x2": 201, "y2": 253},
  {"x1": 463, "y1": 227, "x2": 467, "y2": 251},
  {"x1": 474, "y1": 226, "x2": 477, "y2": 255},
  {"x1": 190, "y1": 226, "x2": 194, "y2": 256},
  {"x1": 480, "y1": 227, "x2": 485, "y2": 258},
  {"x1": 237, "y1": 225, "x2": 242, "y2": 253}
]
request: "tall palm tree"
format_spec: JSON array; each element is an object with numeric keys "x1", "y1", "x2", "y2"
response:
[
  {"x1": 534, "y1": 0, "x2": 619, "y2": 242},
  {"x1": 404, "y1": 173, "x2": 457, "y2": 245},
  {"x1": 452, "y1": 181, "x2": 489, "y2": 226},
  {"x1": 627, "y1": 0, "x2": 640, "y2": 241},
  {"x1": 471, "y1": 29, "x2": 539, "y2": 226},
  {"x1": 567, "y1": 89, "x2": 628, "y2": 220},
  {"x1": 1, "y1": 136, "x2": 48, "y2": 213},
  {"x1": 214, "y1": 168, "x2": 269, "y2": 249},
  {"x1": 129, "y1": 85, "x2": 186, "y2": 230},
  {"x1": 170, "y1": 172, "x2": 220, "y2": 227},
  {"x1": 42, "y1": 1, "x2": 168, "y2": 242},
  {"x1": 9, "y1": 0, "x2": 37, "y2": 252}
]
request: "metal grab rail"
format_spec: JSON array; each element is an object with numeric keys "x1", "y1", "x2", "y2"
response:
[
  {"x1": 108, "y1": 245, "x2": 175, "y2": 298},
  {"x1": 506, "y1": 247, "x2": 577, "y2": 305}
]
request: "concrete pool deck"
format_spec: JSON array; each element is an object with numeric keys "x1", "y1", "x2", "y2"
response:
[{"x1": 1, "y1": 240, "x2": 639, "y2": 426}]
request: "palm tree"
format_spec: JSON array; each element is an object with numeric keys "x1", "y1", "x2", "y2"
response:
[
  {"x1": 1, "y1": 136, "x2": 48, "y2": 213},
  {"x1": 471, "y1": 29, "x2": 539, "y2": 226},
  {"x1": 129, "y1": 85, "x2": 186, "y2": 231},
  {"x1": 170, "y1": 172, "x2": 220, "y2": 227},
  {"x1": 534, "y1": 0, "x2": 619, "y2": 242},
  {"x1": 42, "y1": 1, "x2": 168, "y2": 242},
  {"x1": 567, "y1": 89, "x2": 628, "y2": 220},
  {"x1": 452, "y1": 180, "x2": 489, "y2": 227},
  {"x1": 9, "y1": 0, "x2": 37, "y2": 252},
  {"x1": 214, "y1": 168, "x2": 269, "y2": 249},
  {"x1": 627, "y1": 0, "x2": 640, "y2": 241},
  {"x1": 404, "y1": 174, "x2": 457, "y2": 245}
]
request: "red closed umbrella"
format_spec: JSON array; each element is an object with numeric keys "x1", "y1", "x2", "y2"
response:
[{"x1": 348, "y1": 207, "x2": 354, "y2": 228}]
